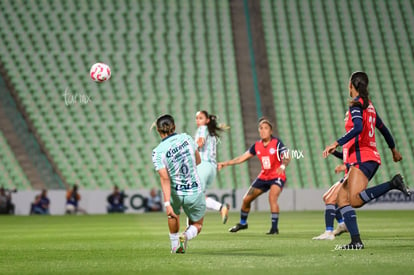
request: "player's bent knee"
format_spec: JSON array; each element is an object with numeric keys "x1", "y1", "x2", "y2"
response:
[
  {"x1": 350, "y1": 197, "x2": 364, "y2": 208},
  {"x1": 242, "y1": 198, "x2": 253, "y2": 207},
  {"x1": 336, "y1": 197, "x2": 348, "y2": 208}
]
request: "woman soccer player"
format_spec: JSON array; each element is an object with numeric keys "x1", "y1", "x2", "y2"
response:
[
  {"x1": 152, "y1": 114, "x2": 206, "y2": 253},
  {"x1": 218, "y1": 117, "x2": 290, "y2": 234},
  {"x1": 323, "y1": 71, "x2": 410, "y2": 249},
  {"x1": 195, "y1": 110, "x2": 230, "y2": 223}
]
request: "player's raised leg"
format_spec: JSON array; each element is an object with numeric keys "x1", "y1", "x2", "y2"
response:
[
  {"x1": 358, "y1": 174, "x2": 410, "y2": 206},
  {"x1": 176, "y1": 192, "x2": 206, "y2": 253}
]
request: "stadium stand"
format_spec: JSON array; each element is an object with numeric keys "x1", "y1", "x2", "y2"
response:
[
  {"x1": 0, "y1": 75, "x2": 65, "y2": 190},
  {"x1": 261, "y1": 0, "x2": 414, "y2": 188},
  {"x1": 0, "y1": 0, "x2": 412, "y2": 191},
  {"x1": 0, "y1": 132, "x2": 31, "y2": 190},
  {"x1": 0, "y1": 0, "x2": 248, "y2": 190}
]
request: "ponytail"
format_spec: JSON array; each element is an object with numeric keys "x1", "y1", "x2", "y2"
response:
[
  {"x1": 198, "y1": 110, "x2": 230, "y2": 138},
  {"x1": 349, "y1": 71, "x2": 370, "y2": 109}
]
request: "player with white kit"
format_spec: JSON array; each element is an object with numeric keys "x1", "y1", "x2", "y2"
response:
[
  {"x1": 152, "y1": 114, "x2": 206, "y2": 253},
  {"x1": 195, "y1": 110, "x2": 230, "y2": 223}
]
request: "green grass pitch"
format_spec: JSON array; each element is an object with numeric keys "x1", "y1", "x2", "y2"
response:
[{"x1": 0, "y1": 210, "x2": 413, "y2": 275}]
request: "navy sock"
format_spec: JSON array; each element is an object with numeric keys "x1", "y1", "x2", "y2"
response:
[
  {"x1": 335, "y1": 205, "x2": 344, "y2": 223},
  {"x1": 240, "y1": 211, "x2": 249, "y2": 225},
  {"x1": 340, "y1": 205, "x2": 359, "y2": 237},
  {"x1": 325, "y1": 204, "x2": 336, "y2": 231},
  {"x1": 271, "y1": 212, "x2": 279, "y2": 230},
  {"x1": 351, "y1": 234, "x2": 362, "y2": 243},
  {"x1": 359, "y1": 182, "x2": 392, "y2": 203}
]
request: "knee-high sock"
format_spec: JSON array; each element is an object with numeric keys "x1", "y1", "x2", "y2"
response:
[
  {"x1": 184, "y1": 225, "x2": 199, "y2": 241},
  {"x1": 335, "y1": 205, "x2": 344, "y2": 224},
  {"x1": 240, "y1": 211, "x2": 249, "y2": 225},
  {"x1": 169, "y1": 233, "x2": 179, "y2": 250},
  {"x1": 359, "y1": 181, "x2": 391, "y2": 203},
  {"x1": 206, "y1": 197, "x2": 222, "y2": 211},
  {"x1": 340, "y1": 205, "x2": 360, "y2": 241},
  {"x1": 271, "y1": 212, "x2": 279, "y2": 230},
  {"x1": 325, "y1": 204, "x2": 336, "y2": 231}
]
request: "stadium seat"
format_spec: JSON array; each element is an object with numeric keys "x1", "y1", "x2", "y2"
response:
[
  {"x1": 0, "y1": 0, "x2": 246, "y2": 190},
  {"x1": 261, "y1": 0, "x2": 414, "y2": 188}
]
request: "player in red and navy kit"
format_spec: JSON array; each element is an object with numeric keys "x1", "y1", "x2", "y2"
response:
[
  {"x1": 218, "y1": 117, "x2": 290, "y2": 234},
  {"x1": 323, "y1": 71, "x2": 410, "y2": 249}
]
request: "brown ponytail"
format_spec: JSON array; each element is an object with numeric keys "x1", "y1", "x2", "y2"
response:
[
  {"x1": 349, "y1": 71, "x2": 370, "y2": 109},
  {"x1": 198, "y1": 110, "x2": 229, "y2": 138}
]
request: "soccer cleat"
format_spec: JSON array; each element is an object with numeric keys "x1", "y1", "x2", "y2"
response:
[
  {"x1": 175, "y1": 234, "x2": 187, "y2": 254},
  {"x1": 266, "y1": 228, "x2": 279, "y2": 235},
  {"x1": 390, "y1": 174, "x2": 411, "y2": 197},
  {"x1": 333, "y1": 223, "x2": 348, "y2": 236},
  {"x1": 339, "y1": 241, "x2": 364, "y2": 250},
  {"x1": 312, "y1": 231, "x2": 335, "y2": 240},
  {"x1": 221, "y1": 203, "x2": 230, "y2": 224},
  {"x1": 229, "y1": 223, "x2": 248, "y2": 233}
]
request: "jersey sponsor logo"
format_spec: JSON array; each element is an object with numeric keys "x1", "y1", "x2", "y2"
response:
[
  {"x1": 175, "y1": 181, "x2": 199, "y2": 191},
  {"x1": 261, "y1": 156, "x2": 271, "y2": 169},
  {"x1": 166, "y1": 140, "x2": 190, "y2": 158}
]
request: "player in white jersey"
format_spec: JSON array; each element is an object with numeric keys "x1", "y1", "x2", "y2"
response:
[
  {"x1": 195, "y1": 110, "x2": 230, "y2": 223},
  {"x1": 152, "y1": 114, "x2": 206, "y2": 253}
]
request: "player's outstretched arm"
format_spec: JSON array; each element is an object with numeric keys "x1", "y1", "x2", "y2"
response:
[
  {"x1": 375, "y1": 113, "x2": 402, "y2": 162},
  {"x1": 323, "y1": 141, "x2": 339, "y2": 158},
  {"x1": 217, "y1": 151, "x2": 253, "y2": 171},
  {"x1": 391, "y1": 148, "x2": 402, "y2": 162},
  {"x1": 335, "y1": 164, "x2": 347, "y2": 174}
]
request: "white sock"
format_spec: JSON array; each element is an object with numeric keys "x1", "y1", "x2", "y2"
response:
[
  {"x1": 169, "y1": 233, "x2": 179, "y2": 250},
  {"x1": 206, "y1": 197, "x2": 222, "y2": 211},
  {"x1": 185, "y1": 225, "x2": 199, "y2": 241},
  {"x1": 338, "y1": 221, "x2": 345, "y2": 226}
]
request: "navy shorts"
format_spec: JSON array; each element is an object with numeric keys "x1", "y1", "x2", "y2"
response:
[
  {"x1": 252, "y1": 178, "x2": 285, "y2": 192},
  {"x1": 346, "y1": 161, "x2": 379, "y2": 181}
]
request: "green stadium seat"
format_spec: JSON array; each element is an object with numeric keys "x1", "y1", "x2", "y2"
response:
[{"x1": 261, "y1": 0, "x2": 414, "y2": 188}]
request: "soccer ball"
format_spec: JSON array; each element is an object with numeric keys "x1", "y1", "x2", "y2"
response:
[{"x1": 90, "y1": 63, "x2": 111, "y2": 82}]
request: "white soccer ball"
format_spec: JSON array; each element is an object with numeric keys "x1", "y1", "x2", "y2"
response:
[{"x1": 90, "y1": 62, "x2": 111, "y2": 82}]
